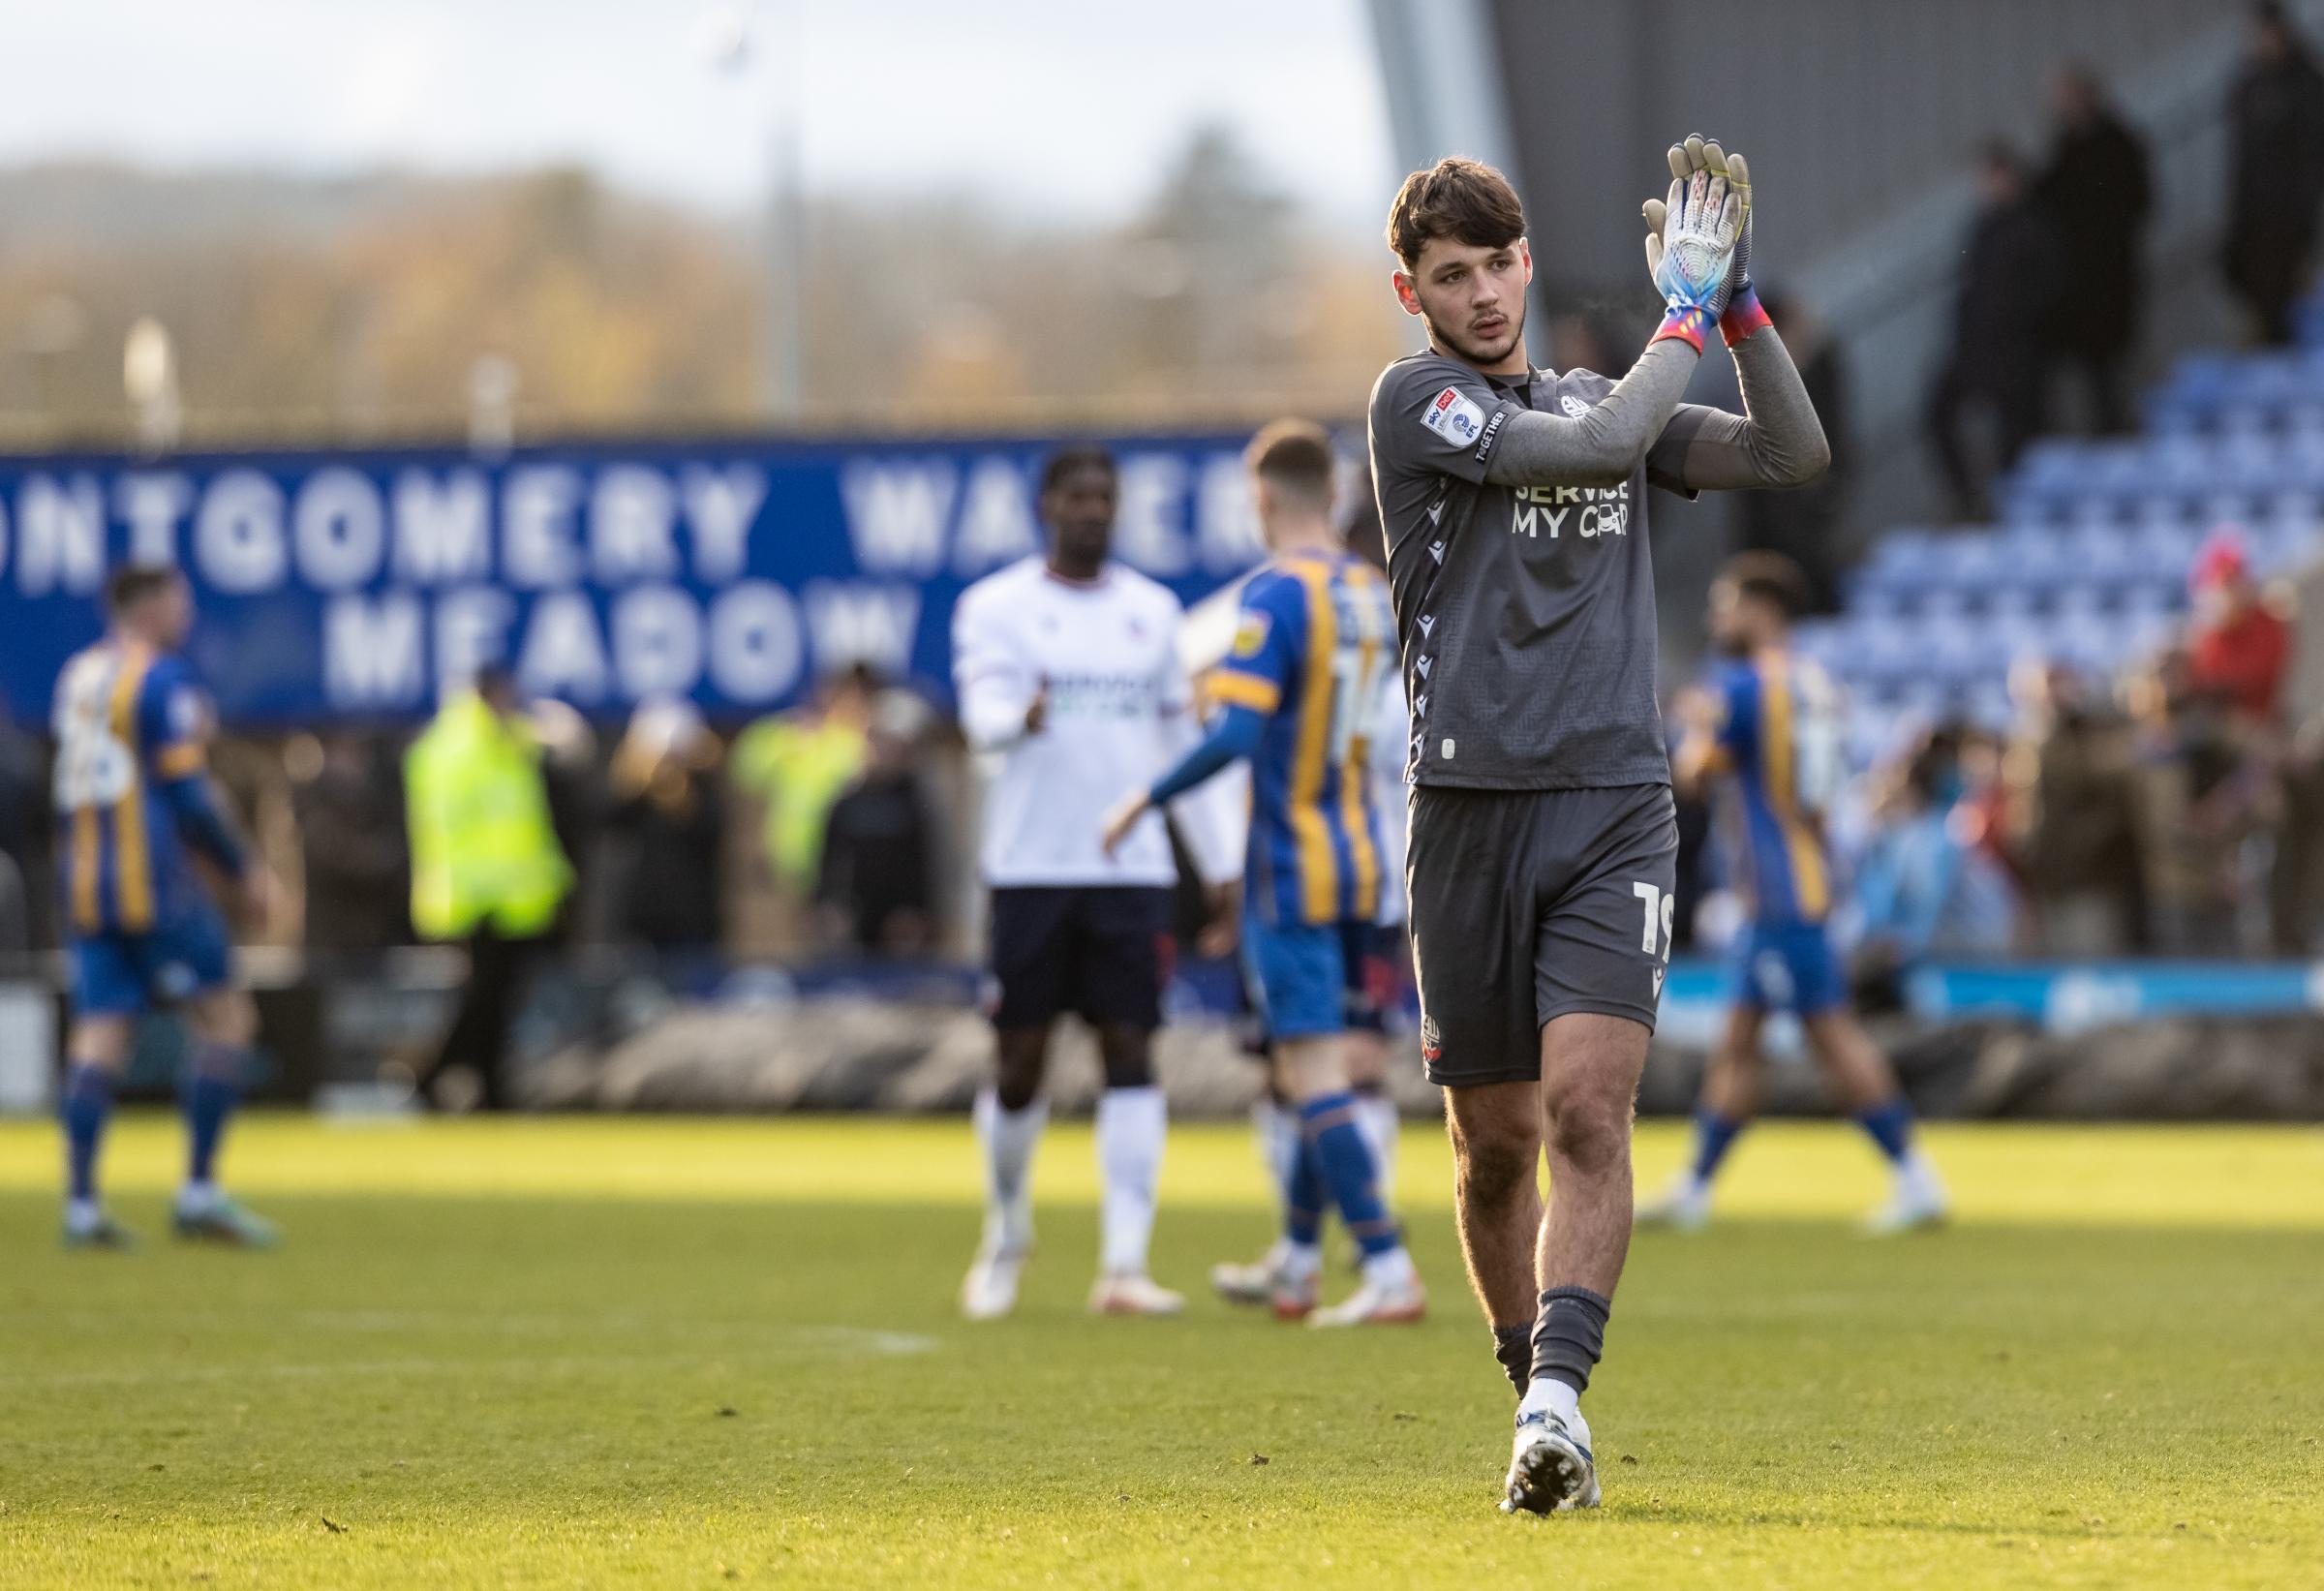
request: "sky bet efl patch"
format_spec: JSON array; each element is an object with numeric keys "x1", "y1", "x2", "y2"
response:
[{"x1": 1420, "y1": 385, "x2": 1485, "y2": 445}]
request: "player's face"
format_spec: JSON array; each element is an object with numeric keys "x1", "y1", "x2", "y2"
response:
[
  {"x1": 1041, "y1": 465, "x2": 1116, "y2": 570},
  {"x1": 1707, "y1": 579, "x2": 1753, "y2": 656},
  {"x1": 153, "y1": 576, "x2": 195, "y2": 649},
  {"x1": 1395, "y1": 237, "x2": 1530, "y2": 369}
]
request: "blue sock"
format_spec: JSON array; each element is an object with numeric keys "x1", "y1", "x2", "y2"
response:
[
  {"x1": 1301, "y1": 1092, "x2": 1400, "y2": 1259},
  {"x1": 1690, "y1": 1109, "x2": 1746, "y2": 1185},
  {"x1": 1283, "y1": 1135, "x2": 1325, "y2": 1247},
  {"x1": 1856, "y1": 1096, "x2": 1915, "y2": 1167},
  {"x1": 63, "y1": 1065, "x2": 115, "y2": 1203},
  {"x1": 185, "y1": 1044, "x2": 247, "y2": 1187}
]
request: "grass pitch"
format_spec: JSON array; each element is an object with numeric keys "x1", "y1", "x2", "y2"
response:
[{"x1": 3, "y1": 1114, "x2": 2322, "y2": 1589}]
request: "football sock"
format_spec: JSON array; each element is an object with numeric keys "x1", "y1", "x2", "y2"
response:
[
  {"x1": 1493, "y1": 1324, "x2": 1533, "y2": 1395},
  {"x1": 1690, "y1": 1107, "x2": 1747, "y2": 1187},
  {"x1": 1855, "y1": 1096, "x2": 1916, "y2": 1167},
  {"x1": 973, "y1": 1087, "x2": 1047, "y2": 1254},
  {"x1": 63, "y1": 1064, "x2": 115, "y2": 1206},
  {"x1": 1095, "y1": 1086, "x2": 1166, "y2": 1276},
  {"x1": 1352, "y1": 1087, "x2": 1400, "y2": 1207},
  {"x1": 1300, "y1": 1092, "x2": 1401, "y2": 1261},
  {"x1": 1529, "y1": 1285, "x2": 1612, "y2": 1397},
  {"x1": 184, "y1": 1042, "x2": 247, "y2": 1194},
  {"x1": 1283, "y1": 1134, "x2": 1326, "y2": 1248}
]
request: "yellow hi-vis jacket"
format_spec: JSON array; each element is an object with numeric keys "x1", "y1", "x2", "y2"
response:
[{"x1": 404, "y1": 690, "x2": 573, "y2": 940}]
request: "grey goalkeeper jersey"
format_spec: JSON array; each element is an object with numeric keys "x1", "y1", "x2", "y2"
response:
[{"x1": 1367, "y1": 352, "x2": 1702, "y2": 791}]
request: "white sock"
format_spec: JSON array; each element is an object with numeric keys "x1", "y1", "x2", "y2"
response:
[
  {"x1": 973, "y1": 1088, "x2": 1046, "y2": 1255},
  {"x1": 1095, "y1": 1086, "x2": 1167, "y2": 1276},
  {"x1": 1360, "y1": 1243, "x2": 1416, "y2": 1291},
  {"x1": 1280, "y1": 1238, "x2": 1323, "y2": 1282},
  {"x1": 1518, "y1": 1373, "x2": 1582, "y2": 1429},
  {"x1": 177, "y1": 1179, "x2": 218, "y2": 1212},
  {"x1": 1354, "y1": 1092, "x2": 1399, "y2": 1206},
  {"x1": 1252, "y1": 1098, "x2": 1300, "y2": 1213},
  {"x1": 65, "y1": 1197, "x2": 102, "y2": 1232}
]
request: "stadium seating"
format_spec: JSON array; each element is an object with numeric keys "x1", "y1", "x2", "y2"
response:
[{"x1": 1821, "y1": 284, "x2": 2324, "y2": 761}]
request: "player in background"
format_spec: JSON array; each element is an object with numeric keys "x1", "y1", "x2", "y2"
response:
[
  {"x1": 52, "y1": 566, "x2": 277, "y2": 1249},
  {"x1": 1369, "y1": 142, "x2": 1829, "y2": 1513},
  {"x1": 1102, "y1": 420, "x2": 1423, "y2": 1326},
  {"x1": 952, "y1": 445, "x2": 1239, "y2": 1320},
  {"x1": 1643, "y1": 553, "x2": 1949, "y2": 1233}
]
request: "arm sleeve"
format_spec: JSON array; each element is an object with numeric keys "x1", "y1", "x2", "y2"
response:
[
  {"x1": 1480, "y1": 340, "x2": 1704, "y2": 488},
  {"x1": 1152, "y1": 592, "x2": 1251, "y2": 886},
  {"x1": 1149, "y1": 704, "x2": 1267, "y2": 805},
  {"x1": 139, "y1": 664, "x2": 249, "y2": 876},
  {"x1": 952, "y1": 584, "x2": 1037, "y2": 753},
  {"x1": 1644, "y1": 329, "x2": 1833, "y2": 493}
]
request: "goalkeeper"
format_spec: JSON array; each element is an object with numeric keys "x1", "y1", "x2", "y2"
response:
[{"x1": 1363, "y1": 136, "x2": 1829, "y2": 1515}]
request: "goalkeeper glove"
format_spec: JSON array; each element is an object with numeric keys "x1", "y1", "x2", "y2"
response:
[{"x1": 1641, "y1": 135, "x2": 1747, "y2": 352}]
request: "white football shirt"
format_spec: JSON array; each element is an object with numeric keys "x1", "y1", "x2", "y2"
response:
[{"x1": 953, "y1": 556, "x2": 1238, "y2": 889}]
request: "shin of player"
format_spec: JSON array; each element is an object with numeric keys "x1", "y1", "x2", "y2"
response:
[
  {"x1": 1369, "y1": 143, "x2": 1826, "y2": 1511},
  {"x1": 952, "y1": 446, "x2": 1239, "y2": 1320},
  {"x1": 1648, "y1": 554, "x2": 1948, "y2": 1234},
  {"x1": 55, "y1": 566, "x2": 278, "y2": 1250},
  {"x1": 1105, "y1": 420, "x2": 1422, "y2": 1328}
]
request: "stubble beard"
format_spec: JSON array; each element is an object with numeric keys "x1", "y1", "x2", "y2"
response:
[{"x1": 1426, "y1": 298, "x2": 1526, "y2": 371}]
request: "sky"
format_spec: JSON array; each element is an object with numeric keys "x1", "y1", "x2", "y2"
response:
[{"x1": 0, "y1": 0, "x2": 1401, "y2": 236}]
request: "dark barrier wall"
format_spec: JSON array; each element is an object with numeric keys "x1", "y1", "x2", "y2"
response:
[{"x1": 0, "y1": 433, "x2": 1269, "y2": 727}]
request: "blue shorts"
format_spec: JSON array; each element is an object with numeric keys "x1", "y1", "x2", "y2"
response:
[
  {"x1": 1242, "y1": 916, "x2": 1384, "y2": 1041},
  {"x1": 69, "y1": 908, "x2": 233, "y2": 1018},
  {"x1": 1728, "y1": 919, "x2": 1846, "y2": 1017}
]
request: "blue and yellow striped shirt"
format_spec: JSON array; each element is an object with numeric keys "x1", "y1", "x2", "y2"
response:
[{"x1": 1696, "y1": 649, "x2": 1842, "y2": 926}]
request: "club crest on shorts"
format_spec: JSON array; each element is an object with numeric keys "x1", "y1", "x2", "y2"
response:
[{"x1": 1420, "y1": 1014, "x2": 1443, "y2": 1062}]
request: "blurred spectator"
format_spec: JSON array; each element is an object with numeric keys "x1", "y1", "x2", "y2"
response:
[
  {"x1": 1736, "y1": 292, "x2": 1850, "y2": 611},
  {"x1": 290, "y1": 730, "x2": 411, "y2": 953},
  {"x1": 2186, "y1": 531, "x2": 2292, "y2": 726},
  {"x1": 730, "y1": 664, "x2": 875, "y2": 917},
  {"x1": 2125, "y1": 650, "x2": 2254, "y2": 953},
  {"x1": 1927, "y1": 143, "x2": 2064, "y2": 521},
  {"x1": 2003, "y1": 665, "x2": 2147, "y2": 954},
  {"x1": 814, "y1": 690, "x2": 938, "y2": 955},
  {"x1": 2222, "y1": 3, "x2": 2324, "y2": 346},
  {"x1": 0, "y1": 705, "x2": 40, "y2": 955},
  {"x1": 2273, "y1": 713, "x2": 2324, "y2": 952},
  {"x1": 1855, "y1": 724, "x2": 2019, "y2": 962},
  {"x1": 606, "y1": 700, "x2": 725, "y2": 954},
  {"x1": 2033, "y1": 66, "x2": 2151, "y2": 434},
  {"x1": 405, "y1": 667, "x2": 574, "y2": 1111}
]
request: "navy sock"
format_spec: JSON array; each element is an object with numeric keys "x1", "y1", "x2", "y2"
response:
[
  {"x1": 63, "y1": 1065, "x2": 115, "y2": 1203},
  {"x1": 1531, "y1": 1285, "x2": 1612, "y2": 1395},
  {"x1": 1493, "y1": 1325, "x2": 1532, "y2": 1395},
  {"x1": 185, "y1": 1044, "x2": 247, "y2": 1186},
  {"x1": 1283, "y1": 1133, "x2": 1325, "y2": 1246},
  {"x1": 1855, "y1": 1096, "x2": 1915, "y2": 1167},
  {"x1": 1301, "y1": 1092, "x2": 1399, "y2": 1258},
  {"x1": 1690, "y1": 1108, "x2": 1746, "y2": 1184}
]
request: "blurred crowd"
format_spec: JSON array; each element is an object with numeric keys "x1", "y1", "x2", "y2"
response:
[
  {"x1": 1928, "y1": 5, "x2": 2324, "y2": 521},
  {"x1": 1676, "y1": 528, "x2": 2317, "y2": 970}
]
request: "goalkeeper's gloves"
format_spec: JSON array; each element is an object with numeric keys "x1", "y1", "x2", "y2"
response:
[{"x1": 1641, "y1": 135, "x2": 1748, "y2": 352}]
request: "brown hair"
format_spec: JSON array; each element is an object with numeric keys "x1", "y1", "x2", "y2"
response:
[
  {"x1": 1385, "y1": 158, "x2": 1526, "y2": 271},
  {"x1": 1718, "y1": 551, "x2": 1812, "y2": 620},
  {"x1": 104, "y1": 563, "x2": 181, "y2": 616},
  {"x1": 1244, "y1": 418, "x2": 1336, "y2": 507}
]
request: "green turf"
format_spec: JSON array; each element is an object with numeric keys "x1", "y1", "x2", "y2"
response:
[{"x1": 4, "y1": 1114, "x2": 2322, "y2": 1589}]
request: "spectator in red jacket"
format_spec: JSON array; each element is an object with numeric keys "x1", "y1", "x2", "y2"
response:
[{"x1": 2187, "y1": 532, "x2": 2292, "y2": 725}]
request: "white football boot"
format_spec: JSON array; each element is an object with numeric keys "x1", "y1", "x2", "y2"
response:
[
  {"x1": 1087, "y1": 1272, "x2": 1185, "y2": 1316},
  {"x1": 1862, "y1": 1155, "x2": 1950, "y2": 1235},
  {"x1": 1210, "y1": 1239, "x2": 1289, "y2": 1306},
  {"x1": 1502, "y1": 1403, "x2": 1601, "y2": 1514},
  {"x1": 960, "y1": 1247, "x2": 1026, "y2": 1321},
  {"x1": 1635, "y1": 1174, "x2": 1711, "y2": 1232}
]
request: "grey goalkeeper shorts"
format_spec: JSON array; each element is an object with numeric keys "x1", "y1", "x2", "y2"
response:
[{"x1": 1405, "y1": 782, "x2": 1678, "y2": 1088}]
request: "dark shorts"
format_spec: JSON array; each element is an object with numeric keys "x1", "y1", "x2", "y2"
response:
[
  {"x1": 69, "y1": 907, "x2": 234, "y2": 1018},
  {"x1": 1728, "y1": 918, "x2": 1847, "y2": 1016},
  {"x1": 986, "y1": 886, "x2": 1173, "y2": 1032},
  {"x1": 1405, "y1": 783, "x2": 1678, "y2": 1088}
]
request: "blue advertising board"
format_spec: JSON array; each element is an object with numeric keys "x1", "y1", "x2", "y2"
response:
[{"x1": 0, "y1": 434, "x2": 1269, "y2": 727}]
